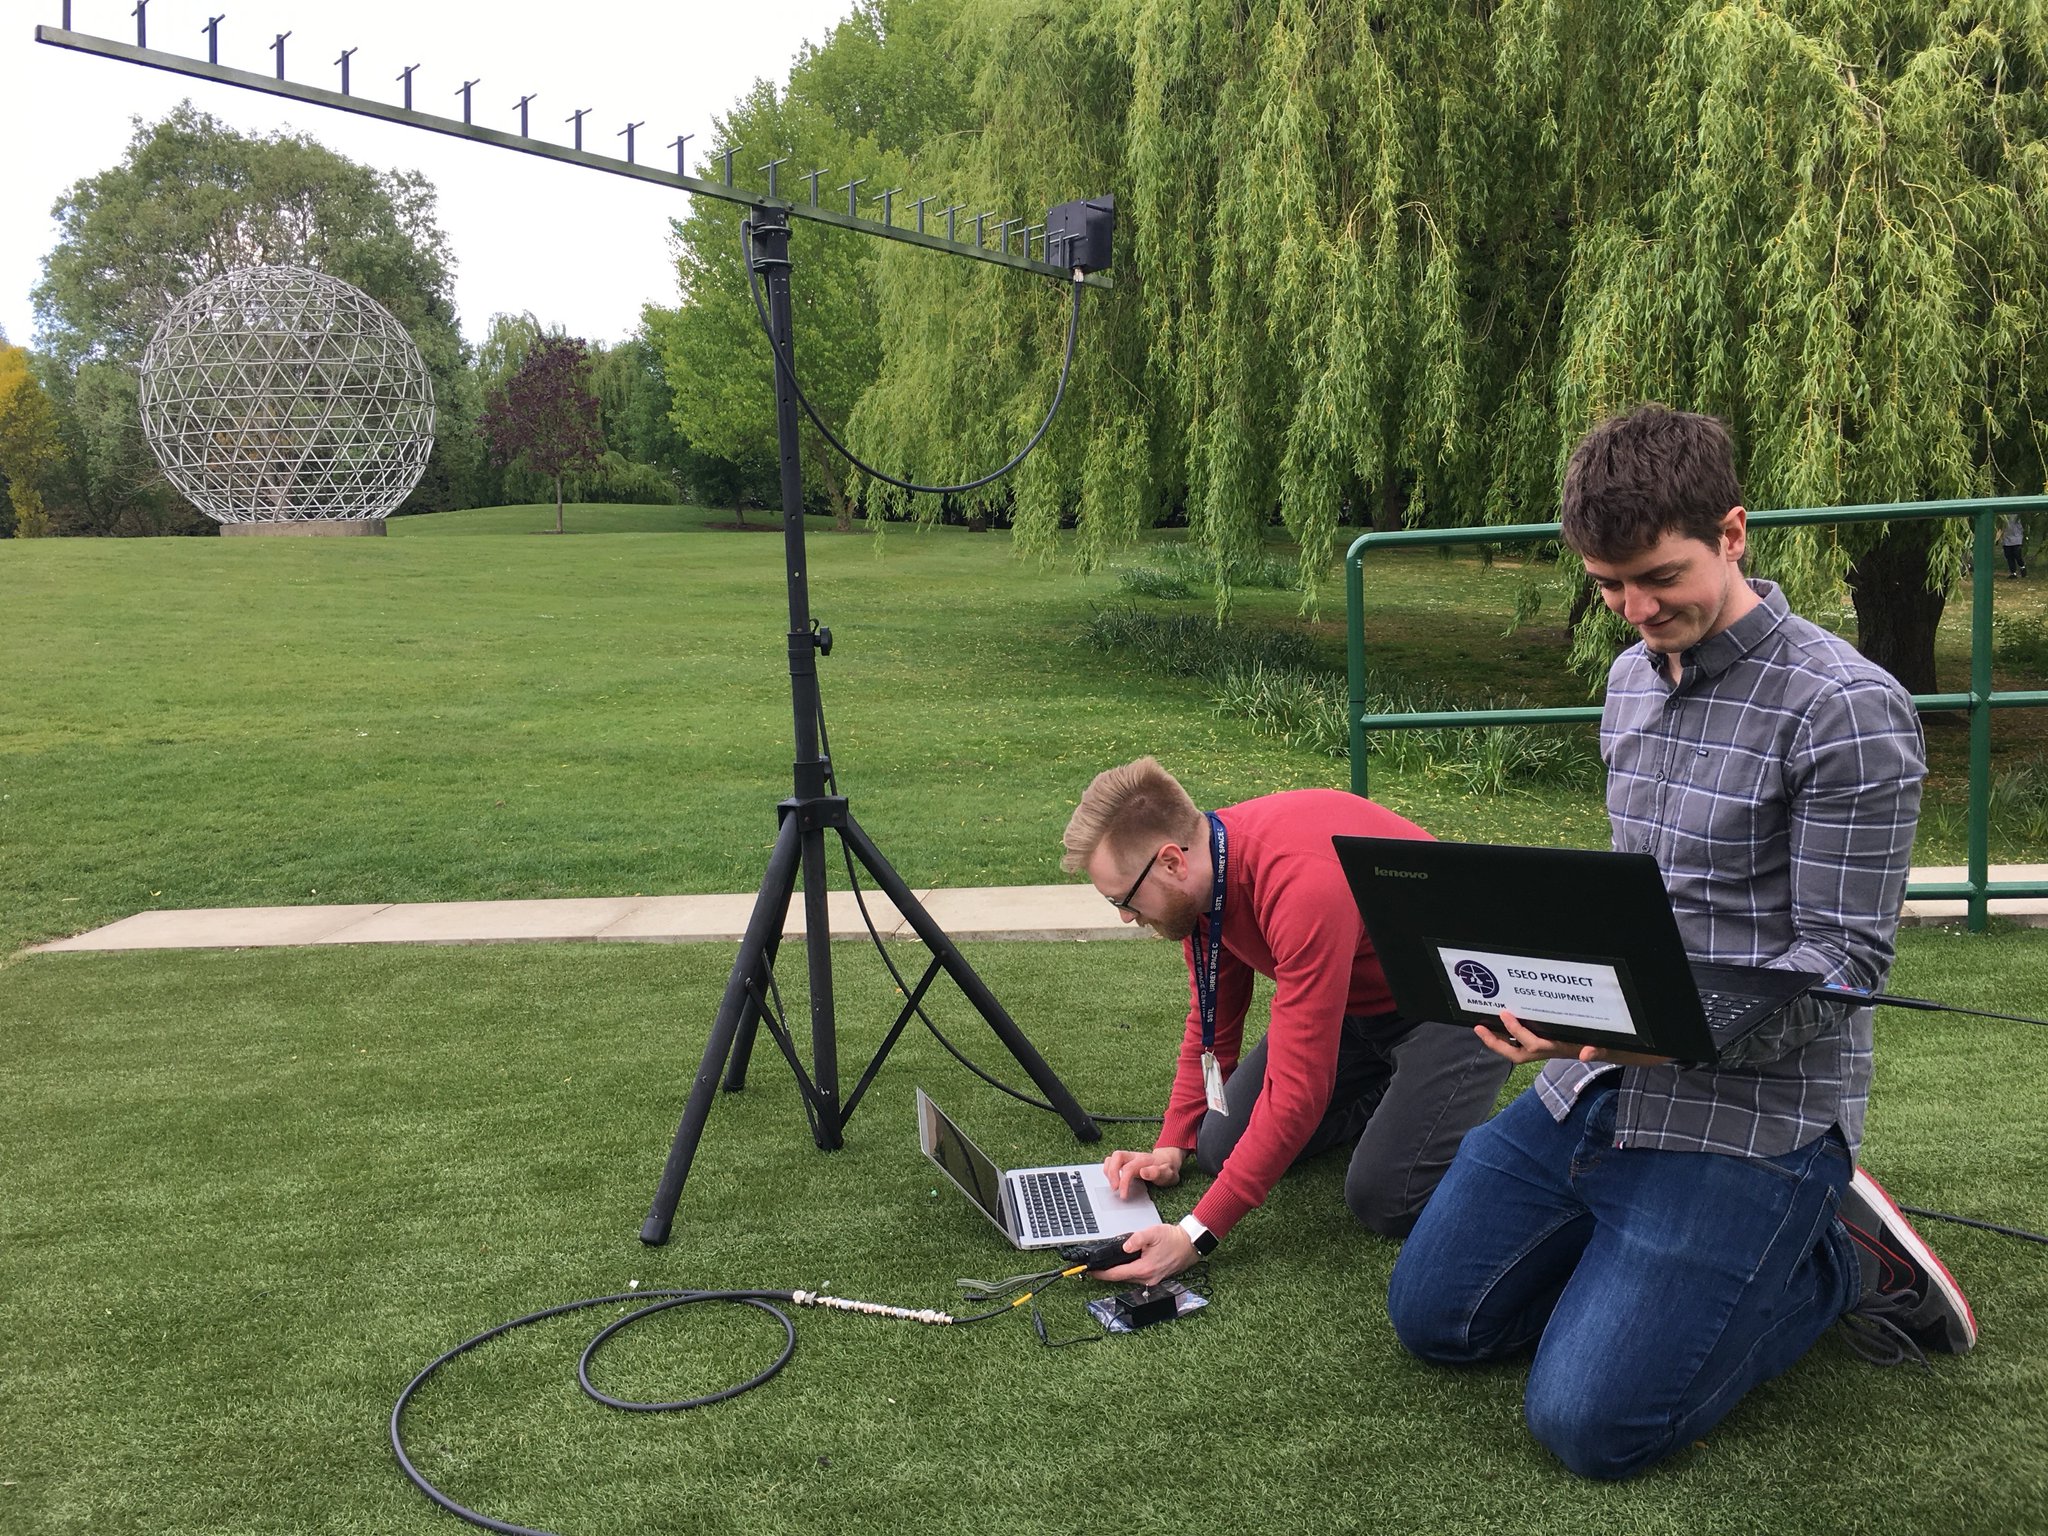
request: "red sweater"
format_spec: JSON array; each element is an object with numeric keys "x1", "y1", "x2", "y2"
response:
[{"x1": 1159, "y1": 789, "x2": 1431, "y2": 1237}]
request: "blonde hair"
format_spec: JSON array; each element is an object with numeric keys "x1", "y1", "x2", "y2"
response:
[{"x1": 1061, "y1": 757, "x2": 1203, "y2": 874}]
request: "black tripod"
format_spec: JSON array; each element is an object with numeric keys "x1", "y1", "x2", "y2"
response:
[{"x1": 640, "y1": 210, "x2": 1099, "y2": 1245}]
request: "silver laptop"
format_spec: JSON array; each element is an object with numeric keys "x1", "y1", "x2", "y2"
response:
[{"x1": 916, "y1": 1088, "x2": 1160, "y2": 1250}]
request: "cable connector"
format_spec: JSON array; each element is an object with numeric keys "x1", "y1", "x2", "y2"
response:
[{"x1": 790, "y1": 1290, "x2": 954, "y2": 1325}]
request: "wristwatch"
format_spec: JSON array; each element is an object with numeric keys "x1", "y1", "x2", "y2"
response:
[{"x1": 1178, "y1": 1213, "x2": 1218, "y2": 1256}]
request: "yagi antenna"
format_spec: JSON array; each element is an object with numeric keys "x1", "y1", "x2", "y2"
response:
[{"x1": 34, "y1": 12, "x2": 1110, "y2": 285}]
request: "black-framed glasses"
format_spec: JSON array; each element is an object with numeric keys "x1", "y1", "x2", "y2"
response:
[{"x1": 1106, "y1": 846, "x2": 1183, "y2": 911}]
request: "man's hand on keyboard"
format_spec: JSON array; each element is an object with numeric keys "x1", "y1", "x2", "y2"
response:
[
  {"x1": 1102, "y1": 1145, "x2": 1185, "y2": 1197},
  {"x1": 1087, "y1": 1222, "x2": 1195, "y2": 1286}
]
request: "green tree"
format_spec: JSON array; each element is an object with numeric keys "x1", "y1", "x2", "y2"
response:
[
  {"x1": 647, "y1": 85, "x2": 880, "y2": 532},
  {"x1": 584, "y1": 335, "x2": 694, "y2": 504},
  {"x1": 648, "y1": 0, "x2": 977, "y2": 532},
  {"x1": 475, "y1": 311, "x2": 547, "y2": 393},
  {"x1": 36, "y1": 355, "x2": 204, "y2": 536},
  {"x1": 32, "y1": 103, "x2": 471, "y2": 531},
  {"x1": 0, "y1": 341, "x2": 68, "y2": 538}
]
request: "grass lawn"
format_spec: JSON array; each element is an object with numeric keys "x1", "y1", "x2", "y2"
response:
[
  {"x1": 1, "y1": 503, "x2": 1624, "y2": 958},
  {"x1": 4, "y1": 504, "x2": 2046, "y2": 1534},
  {"x1": 2, "y1": 932, "x2": 2044, "y2": 1536},
  {"x1": 6, "y1": 503, "x2": 2045, "y2": 958}
]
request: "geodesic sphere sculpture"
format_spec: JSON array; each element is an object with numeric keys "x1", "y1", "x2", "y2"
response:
[{"x1": 138, "y1": 265, "x2": 435, "y2": 524}]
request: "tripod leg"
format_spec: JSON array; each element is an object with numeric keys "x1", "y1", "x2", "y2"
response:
[
  {"x1": 798, "y1": 822, "x2": 843, "y2": 1149},
  {"x1": 721, "y1": 923, "x2": 785, "y2": 1092},
  {"x1": 840, "y1": 813, "x2": 1101, "y2": 1143},
  {"x1": 641, "y1": 815, "x2": 803, "y2": 1246}
]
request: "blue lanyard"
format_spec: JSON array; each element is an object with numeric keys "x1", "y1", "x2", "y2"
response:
[{"x1": 1196, "y1": 810, "x2": 1228, "y2": 1053}]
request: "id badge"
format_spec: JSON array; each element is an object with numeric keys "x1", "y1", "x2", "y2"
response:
[{"x1": 1202, "y1": 1050, "x2": 1229, "y2": 1115}]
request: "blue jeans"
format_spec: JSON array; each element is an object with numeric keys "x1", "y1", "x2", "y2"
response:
[{"x1": 1386, "y1": 1079, "x2": 1859, "y2": 1480}]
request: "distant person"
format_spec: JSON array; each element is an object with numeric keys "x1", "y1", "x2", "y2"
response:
[
  {"x1": 1386, "y1": 405, "x2": 1973, "y2": 1481},
  {"x1": 1060, "y1": 758, "x2": 1510, "y2": 1285},
  {"x1": 2002, "y1": 513, "x2": 2026, "y2": 578}
]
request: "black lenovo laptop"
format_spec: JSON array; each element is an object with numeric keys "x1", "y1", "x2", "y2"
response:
[{"x1": 1330, "y1": 836, "x2": 1821, "y2": 1064}]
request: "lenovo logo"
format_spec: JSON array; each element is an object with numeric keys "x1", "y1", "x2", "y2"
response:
[{"x1": 1374, "y1": 867, "x2": 1428, "y2": 880}]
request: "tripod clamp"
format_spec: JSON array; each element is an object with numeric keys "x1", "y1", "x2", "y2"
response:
[{"x1": 778, "y1": 794, "x2": 849, "y2": 834}]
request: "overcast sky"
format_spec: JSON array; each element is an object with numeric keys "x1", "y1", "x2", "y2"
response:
[{"x1": 1, "y1": 0, "x2": 859, "y2": 350}]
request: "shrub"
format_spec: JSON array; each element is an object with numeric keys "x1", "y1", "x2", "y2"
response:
[
  {"x1": 1081, "y1": 606, "x2": 1601, "y2": 789},
  {"x1": 1993, "y1": 613, "x2": 2048, "y2": 677},
  {"x1": 1113, "y1": 565, "x2": 1195, "y2": 599},
  {"x1": 1212, "y1": 662, "x2": 1352, "y2": 757},
  {"x1": 1080, "y1": 605, "x2": 1320, "y2": 678},
  {"x1": 1922, "y1": 755, "x2": 2048, "y2": 852},
  {"x1": 1353, "y1": 669, "x2": 1601, "y2": 791},
  {"x1": 1157, "y1": 542, "x2": 1301, "y2": 591}
]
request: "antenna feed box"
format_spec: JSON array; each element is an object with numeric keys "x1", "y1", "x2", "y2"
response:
[{"x1": 1047, "y1": 195, "x2": 1115, "y2": 273}]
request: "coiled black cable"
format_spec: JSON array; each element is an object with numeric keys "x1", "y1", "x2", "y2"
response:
[
  {"x1": 390, "y1": 1288, "x2": 797, "y2": 1536},
  {"x1": 390, "y1": 1275, "x2": 1052, "y2": 1535},
  {"x1": 576, "y1": 1293, "x2": 795, "y2": 1411}
]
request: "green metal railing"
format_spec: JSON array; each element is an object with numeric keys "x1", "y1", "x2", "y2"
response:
[{"x1": 1345, "y1": 495, "x2": 2048, "y2": 932}]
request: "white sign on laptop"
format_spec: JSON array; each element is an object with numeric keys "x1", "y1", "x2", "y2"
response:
[{"x1": 1436, "y1": 946, "x2": 1641, "y2": 1037}]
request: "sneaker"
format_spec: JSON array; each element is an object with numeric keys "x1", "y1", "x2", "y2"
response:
[{"x1": 1838, "y1": 1167, "x2": 1977, "y2": 1359}]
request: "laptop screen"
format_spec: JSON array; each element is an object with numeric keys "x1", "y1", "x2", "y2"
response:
[
  {"x1": 1331, "y1": 834, "x2": 1667, "y2": 1040},
  {"x1": 919, "y1": 1093, "x2": 1007, "y2": 1224}
]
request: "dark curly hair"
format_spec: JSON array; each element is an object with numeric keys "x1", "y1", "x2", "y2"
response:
[{"x1": 1560, "y1": 405, "x2": 1742, "y2": 562}]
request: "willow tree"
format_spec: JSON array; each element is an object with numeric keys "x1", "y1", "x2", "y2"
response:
[
  {"x1": 843, "y1": 1, "x2": 1154, "y2": 565},
  {"x1": 841, "y1": 0, "x2": 2047, "y2": 692},
  {"x1": 851, "y1": 0, "x2": 1547, "y2": 597},
  {"x1": 1521, "y1": 1, "x2": 2048, "y2": 691}
]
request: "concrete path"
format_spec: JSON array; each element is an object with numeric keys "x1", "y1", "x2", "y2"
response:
[
  {"x1": 28, "y1": 885, "x2": 1140, "y2": 953},
  {"x1": 26, "y1": 866, "x2": 2048, "y2": 955}
]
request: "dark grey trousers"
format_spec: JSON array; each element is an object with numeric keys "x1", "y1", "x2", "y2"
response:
[{"x1": 1194, "y1": 1011, "x2": 1511, "y2": 1239}]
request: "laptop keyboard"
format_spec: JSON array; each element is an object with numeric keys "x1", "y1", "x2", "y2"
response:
[
  {"x1": 1016, "y1": 1170, "x2": 1099, "y2": 1240},
  {"x1": 1698, "y1": 989, "x2": 1760, "y2": 1031}
]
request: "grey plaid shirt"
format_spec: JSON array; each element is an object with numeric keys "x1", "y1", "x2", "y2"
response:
[{"x1": 1536, "y1": 580, "x2": 1925, "y2": 1158}]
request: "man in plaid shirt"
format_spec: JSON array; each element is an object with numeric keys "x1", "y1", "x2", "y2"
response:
[{"x1": 1386, "y1": 406, "x2": 1976, "y2": 1479}]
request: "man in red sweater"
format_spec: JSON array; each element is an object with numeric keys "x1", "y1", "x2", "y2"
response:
[{"x1": 1062, "y1": 757, "x2": 1511, "y2": 1284}]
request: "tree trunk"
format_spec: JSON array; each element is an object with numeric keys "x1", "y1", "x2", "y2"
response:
[
  {"x1": 1567, "y1": 573, "x2": 1601, "y2": 630},
  {"x1": 1847, "y1": 522, "x2": 1944, "y2": 695},
  {"x1": 808, "y1": 431, "x2": 852, "y2": 532},
  {"x1": 1373, "y1": 474, "x2": 1403, "y2": 533},
  {"x1": 553, "y1": 473, "x2": 564, "y2": 535},
  {"x1": 1371, "y1": 420, "x2": 1406, "y2": 532}
]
